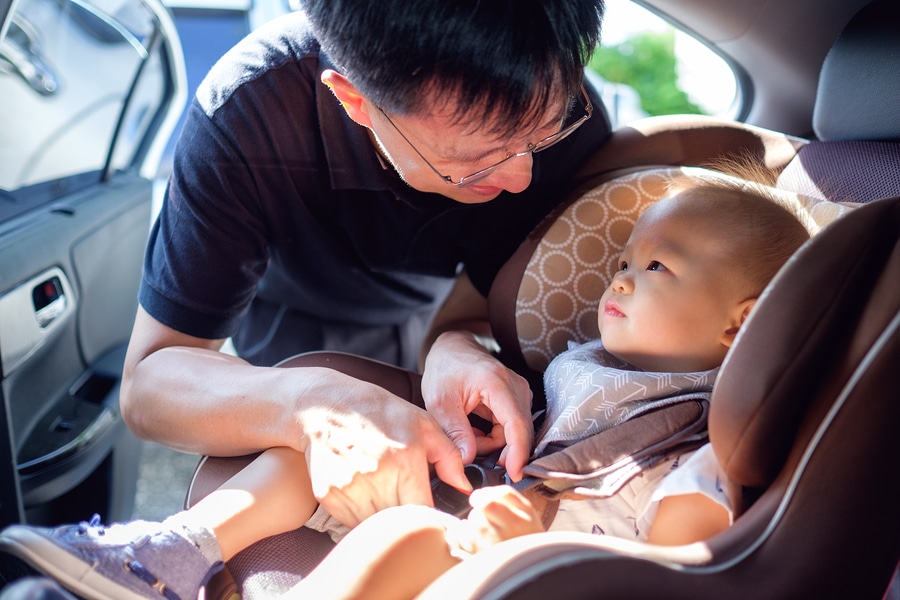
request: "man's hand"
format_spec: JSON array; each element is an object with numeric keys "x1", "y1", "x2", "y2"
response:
[
  {"x1": 421, "y1": 331, "x2": 534, "y2": 481},
  {"x1": 300, "y1": 380, "x2": 470, "y2": 528}
]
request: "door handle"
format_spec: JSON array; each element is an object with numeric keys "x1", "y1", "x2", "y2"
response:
[
  {"x1": 33, "y1": 276, "x2": 67, "y2": 328},
  {"x1": 0, "y1": 268, "x2": 75, "y2": 376},
  {"x1": 0, "y1": 17, "x2": 60, "y2": 96}
]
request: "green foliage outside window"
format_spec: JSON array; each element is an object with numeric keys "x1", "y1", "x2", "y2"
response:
[{"x1": 589, "y1": 29, "x2": 706, "y2": 116}]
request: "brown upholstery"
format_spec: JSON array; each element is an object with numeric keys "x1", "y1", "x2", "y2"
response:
[
  {"x1": 417, "y1": 194, "x2": 900, "y2": 600},
  {"x1": 570, "y1": 114, "x2": 806, "y2": 177}
]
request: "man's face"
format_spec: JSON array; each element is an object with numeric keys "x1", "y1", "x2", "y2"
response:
[{"x1": 367, "y1": 97, "x2": 569, "y2": 204}]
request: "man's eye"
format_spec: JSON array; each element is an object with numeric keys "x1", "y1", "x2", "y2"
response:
[{"x1": 647, "y1": 261, "x2": 666, "y2": 271}]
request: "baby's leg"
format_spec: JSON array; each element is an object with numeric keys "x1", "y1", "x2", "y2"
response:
[
  {"x1": 0, "y1": 447, "x2": 317, "y2": 600},
  {"x1": 287, "y1": 505, "x2": 461, "y2": 600},
  {"x1": 183, "y1": 446, "x2": 317, "y2": 561}
]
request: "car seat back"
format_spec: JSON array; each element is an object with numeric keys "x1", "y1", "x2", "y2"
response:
[
  {"x1": 416, "y1": 1, "x2": 900, "y2": 596},
  {"x1": 418, "y1": 194, "x2": 900, "y2": 600}
]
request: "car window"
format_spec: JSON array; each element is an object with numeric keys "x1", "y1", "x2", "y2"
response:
[
  {"x1": 589, "y1": 0, "x2": 738, "y2": 129},
  {"x1": 0, "y1": 0, "x2": 171, "y2": 220}
]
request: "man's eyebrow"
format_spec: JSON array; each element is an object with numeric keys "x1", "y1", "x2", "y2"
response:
[
  {"x1": 443, "y1": 111, "x2": 568, "y2": 163},
  {"x1": 443, "y1": 145, "x2": 506, "y2": 163}
]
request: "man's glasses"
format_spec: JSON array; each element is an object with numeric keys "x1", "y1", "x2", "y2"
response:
[{"x1": 377, "y1": 85, "x2": 592, "y2": 188}]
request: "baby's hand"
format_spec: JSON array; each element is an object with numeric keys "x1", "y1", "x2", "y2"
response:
[{"x1": 460, "y1": 485, "x2": 544, "y2": 552}]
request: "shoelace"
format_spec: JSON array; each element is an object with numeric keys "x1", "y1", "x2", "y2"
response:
[
  {"x1": 75, "y1": 514, "x2": 105, "y2": 536},
  {"x1": 124, "y1": 559, "x2": 181, "y2": 600},
  {"x1": 74, "y1": 514, "x2": 181, "y2": 600}
]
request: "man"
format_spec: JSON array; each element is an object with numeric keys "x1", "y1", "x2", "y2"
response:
[{"x1": 122, "y1": 0, "x2": 610, "y2": 528}]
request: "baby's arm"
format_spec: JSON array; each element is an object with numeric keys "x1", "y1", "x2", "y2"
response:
[
  {"x1": 646, "y1": 493, "x2": 730, "y2": 546},
  {"x1": 461, "y1": 485, "x2": 545, "y2": 551}
]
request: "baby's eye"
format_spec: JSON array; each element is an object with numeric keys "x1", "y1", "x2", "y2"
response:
[
  {"x1": 647, "y1": 260, "x2": 666, "y2": 271},
  {"x1": 618, "y1": 260, "x2": 628, "y2": 272}
]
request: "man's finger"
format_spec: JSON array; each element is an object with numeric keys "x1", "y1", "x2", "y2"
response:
[
  {"x1": 421, "y1": 414, "x2": 472, "y2": 493},
  {"x1": 473, "y1": 429, "x2": 507, "y2": 456},
  {"x1": 317, "y1": 485, "x2": 369, "y2": 529},
  {"x1": 393, "y1": 459, "x2": 437, "y2": 509},
  {"x1": 480, "y1": 388, "x2": 533, "y2": 481},
  {"x1": 499, "y1": 418, "x2": 533, "y2": 481},
  {"x1": 428, "y1": 401, "x2": 478, "y2": 466}
]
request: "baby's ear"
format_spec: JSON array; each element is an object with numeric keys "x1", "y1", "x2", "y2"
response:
[
  {"x1": 721, "y1": 298, "x2": 757, "y2": 348},
  {"x1": 321, "y1": 69, "x2": 374, "y2": 128}
]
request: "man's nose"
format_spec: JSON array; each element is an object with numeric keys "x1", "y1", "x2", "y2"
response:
[{"x1": 489, "y1": 152, "x2": 534, "y2": 194}]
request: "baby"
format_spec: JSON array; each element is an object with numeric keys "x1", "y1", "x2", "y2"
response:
[{"x1": 0, "y1": 174, "x2": 811, "y2": 600}]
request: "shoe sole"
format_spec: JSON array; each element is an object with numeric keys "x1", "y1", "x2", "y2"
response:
[{"x1": 0, "y1": 526, "x2": 155, "y2": 600}]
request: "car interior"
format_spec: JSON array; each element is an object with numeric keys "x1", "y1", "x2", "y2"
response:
[
  {"x1": 184, "y1": 0, "x2": 900, "y2": 598},
  {"x1": 1, "y1": 0, "x2": 897, "y2": 597}
]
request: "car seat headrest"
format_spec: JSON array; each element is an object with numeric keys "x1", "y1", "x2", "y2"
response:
[
  {"x1": 776, "y1": 140, "x2": 900, "y2": 203},
  {"x1": 813, "y1": 0, "x2": 900, "y2": 142},
  {"x1": 710, "y1": 195, "x2": 900, "y2": 488},
  {"x1": 489, "y1": 166, "x2": 851, "y2": 380}
]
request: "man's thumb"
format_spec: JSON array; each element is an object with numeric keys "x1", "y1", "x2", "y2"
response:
[{"x1": 425, "y1": 418, "x2": 474, "y2": 492}]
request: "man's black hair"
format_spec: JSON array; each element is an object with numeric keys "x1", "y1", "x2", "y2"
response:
[{"x1": 299, "y1": 0, "x2": 604, "y2": 138}]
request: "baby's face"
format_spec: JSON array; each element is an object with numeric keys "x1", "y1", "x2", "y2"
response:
[{"x1": 598, "y1": 196, "x2": 746, "y2": 373}]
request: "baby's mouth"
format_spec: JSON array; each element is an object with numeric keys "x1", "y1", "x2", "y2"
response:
[{"x1": 604, "y1": 300, "x2": 626, "y2": 318}]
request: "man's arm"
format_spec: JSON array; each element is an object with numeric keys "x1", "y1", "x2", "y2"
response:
[
  {"x1": 419, "y1": 272, "x2": 535, "y2": 481},
  {"x1": 121, "y1": 306, "x2": 469, "y2": 526}
]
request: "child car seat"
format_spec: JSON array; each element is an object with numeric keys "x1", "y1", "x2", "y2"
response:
[
  {"x1": 416, "y1": 190, "x2": 900, "y2": 600},
  {"x1": 189, "y1": 166, "x2": 855, "y2": 600},
  {"x1": 415, "y1": 2, "x2": 900, "y2": 596},
  {"x1": 190, "y1": 181, "x2": 893, "y2": 600}
]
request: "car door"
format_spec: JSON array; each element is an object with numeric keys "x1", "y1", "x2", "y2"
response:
[{"x1": 0, "y1": 0, "x2": 185, "y2": 527}]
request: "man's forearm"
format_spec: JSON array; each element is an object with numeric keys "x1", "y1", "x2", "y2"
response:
[{"x1": 121, "y1": 346, "x2": 360, "y2": 456}]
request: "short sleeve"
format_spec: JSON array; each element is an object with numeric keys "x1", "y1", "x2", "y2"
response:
[{"x1": 649, "y1": 444, "x2": 739, "y2": 524}]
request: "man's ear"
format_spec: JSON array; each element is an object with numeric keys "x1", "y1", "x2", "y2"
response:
[
  {"x1": 721, "y1": 298, "x2": 757, "y2": 348},
  {"x1": 321, "y1": 69, "x2": 374, "y2": 128}
]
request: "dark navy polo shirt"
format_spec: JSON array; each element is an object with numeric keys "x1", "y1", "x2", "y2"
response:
[{"x1": 140, "y1": 11, "x2": 611, "y2": 347}]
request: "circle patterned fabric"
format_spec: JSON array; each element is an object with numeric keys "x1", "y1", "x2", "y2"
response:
[{"x1": 514, "y1": 167, "x2": 852, "y2": 372}]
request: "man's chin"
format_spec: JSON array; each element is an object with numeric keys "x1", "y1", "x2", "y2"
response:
[{"x1": 450, "y1": 185, "x2": 505, "y2": 204}]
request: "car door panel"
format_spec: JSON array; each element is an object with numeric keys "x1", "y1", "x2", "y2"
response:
[
  {"x1": 0, "y1": 175, "x2": 150, "y2": 525},
  {"x1": 70, "y1": 178, "x2": 151, "y2": 364}
]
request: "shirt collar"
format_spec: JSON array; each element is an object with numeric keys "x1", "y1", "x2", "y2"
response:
[{"x1": 315, "y1": 55, "x2": 394, "y2": 192}]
